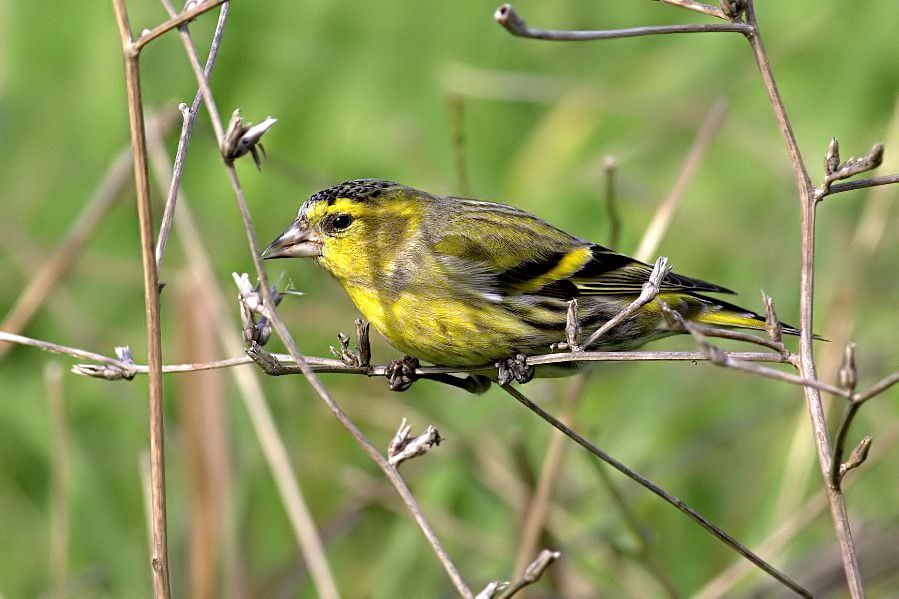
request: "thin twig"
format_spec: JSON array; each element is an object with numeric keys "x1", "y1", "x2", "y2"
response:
[
  {"x1": 852, "y1": 370, "x2": 899, "y2": 405},
  {"x1": 132, "y1": 0, "x2": 229, "y2": 52},
  {"x1": 495, "y1": 4, "x2": 749, "y2": 40},
  {"x1": 497, "y1": 549, "x2": 560, "y2": 599},
  {"x1": 823, "y1": 173, "x2": 899, "y2": 197},
  {"x1": 634, "y1": 99, "x2": 727, "y2": 262},
  {"x1": 662, "y1": 306, "x2": 849, "y2": 398},
  {"x1": 0, "y1": 328, "x2": 797, "y2": 375},
  {"x1": 499, "y1": 384, "x2": 811, "y2": 599},
  {"x1": 161, "y1": 0, "x2": 226, "y2": 146},
  {"x1": 111, "y1": 2, "x2": 171, "y2": 596},
  {"x1": 155, "y1": 2, "x2": 229, "y2": 274},
  {"x1": 578, "y1": 257, "x2": 671, "y2": 350}
]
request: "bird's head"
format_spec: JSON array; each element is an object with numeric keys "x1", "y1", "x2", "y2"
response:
[{"x1": 262, "y1": 179, "x2": 425, "y2": 285}]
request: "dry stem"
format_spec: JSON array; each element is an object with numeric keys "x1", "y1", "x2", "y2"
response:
[{"x1": 111, "y1": 3, "x2": 172, "y2": 596}]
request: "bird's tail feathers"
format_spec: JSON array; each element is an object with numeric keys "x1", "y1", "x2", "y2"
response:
[{"x1": 676, "y1": 294, "x2": 803, "y2": 337}]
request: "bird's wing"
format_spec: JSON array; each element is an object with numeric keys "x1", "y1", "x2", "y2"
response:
[
  {"x1": 430, "y1": 197, "x2": 733, "y2": 299},
  {"x1": 570, "y1": 245, "x2": 734, "y2": 296}
]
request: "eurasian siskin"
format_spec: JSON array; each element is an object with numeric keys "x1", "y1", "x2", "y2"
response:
[{"x1": 263, "y1": 179, "x2": 797, "y2": 377}]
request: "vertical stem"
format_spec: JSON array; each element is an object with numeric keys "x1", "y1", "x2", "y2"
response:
[
  {"x1": 743, "y1": 2, "x2": 863, "y2": 595},
  {"x1": 111, "y1": 2, "x2": 171, "y2": 598}
]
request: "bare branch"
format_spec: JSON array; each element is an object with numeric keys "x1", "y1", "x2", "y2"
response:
[
  {"x1": 840, "y1": 436, "x2": 873, "y2": 480},
  {"x1": 494, "y1": 4, "x2": 749, "y2": 41},
  {"x1": 660, "y1": 304, "x2": 848, "y2": 397},
  {"x1": 499, "y1": 384, "x2": 811, "y2": 598},
  {"x1": 821, "y1": 173, "x2": 899, "y2": 197},
  {"x1": 817, "y1": 142, "x2": 885, "y2": 200},
  {"x1": 2, "y1": 329, "x2": 801, "y2": 383},
  {"x1": 155, "y1": 3, "x2": 229, "y2": 274},
  {"x1": 497, "y1": 549, "x2": 560, "y2": 599},
  {"x1": 852, "y1": 370, "x2": 899, "y2": 405},
  {"x1": 110, "y1": 2, "x2": 171, "y2": 594},
  {"x1": 132, "y1": 0, "x2": 229, "y2": 52}
]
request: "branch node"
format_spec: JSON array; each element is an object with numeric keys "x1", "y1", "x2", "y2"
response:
[
  {"x1": 329, "y1": 321, "x2": 370, "y2": 367},
  {"x1": 551, "y1": 299, "x2": 582, "y2": 351},
  {"x1": 761, "y1": 293, "x2": 789, "y2": 357},
  {"x1": 522, "y1": 548, "x2": 561, "y2": 582},
  {"x1": 825, "y1": 137, "x2": 841, "y2": 175},
  {"x1": 388, "y1": 419, "x2": 443, "y2": 466},
  {"x1": 818, "y1": 140, "x2": 886, "y2": 199},
  {"x1": 839, "y1": 435, "x2": 872, "y2": 482},
  {"x1": 838, "y1": 342, "x2": 858, "y2": 395},
  {"x1": 580, "y1": 256, "x2": 670, "y2": 349},
  {"x1": 71, "y1": 345, "x2": 138, "y2": 380},
  {"x1": 233, "y1": 272, "x2": 299, "y2": 346},
  {"x1": 246, "y1": 341, "x2": 288, "y2": 376},
  {"x1": 496, "y1": 549, "x2": 561, "y2": 598},
  {"x1": 222, "y1": 109, "x2": 277, "y2": 169},
  {"x1": 475, "y1": 581, "x2": 509, "y2": 599}
]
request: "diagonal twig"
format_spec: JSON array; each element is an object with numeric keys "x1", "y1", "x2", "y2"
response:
[
  {"x1": 495, "y1": 4, "x2": 749, "y2": 40},
  {"x1": 499, "y1": 383, "x2": 811, "y2": 598}
]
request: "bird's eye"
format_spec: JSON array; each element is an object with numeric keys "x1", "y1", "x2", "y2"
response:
[{"x1": 328, "y1": 213, "x2": 354, "y2": 232}]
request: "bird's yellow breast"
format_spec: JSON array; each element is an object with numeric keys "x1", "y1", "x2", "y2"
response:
[{"x1": 343, "y1": 283, "x2": 522, "y2": 367}]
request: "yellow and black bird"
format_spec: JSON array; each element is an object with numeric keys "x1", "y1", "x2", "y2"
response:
[{"x1": 263, "y1": 179, "x2": 796, "y2": 387}]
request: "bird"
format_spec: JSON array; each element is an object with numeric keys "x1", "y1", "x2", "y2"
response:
[{"x1": 262, "y1": 179, "x2": 798, "y2": 390}]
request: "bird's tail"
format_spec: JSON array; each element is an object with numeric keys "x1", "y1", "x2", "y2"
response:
[{"x1": 671, "y1": 294, "x2": 802, "y2": 336}]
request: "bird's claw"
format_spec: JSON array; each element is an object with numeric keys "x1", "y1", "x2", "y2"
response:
[
  {"x1": 386, "y1": 356, "x2": 420, "y2": 391},
  {"x1": 496, "y1": 353, "x2": 534, "y2": 386}
]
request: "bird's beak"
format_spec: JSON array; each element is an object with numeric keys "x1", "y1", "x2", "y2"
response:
[{"x1": 261, "y1": 219, "x2": 322, "y2": 259}]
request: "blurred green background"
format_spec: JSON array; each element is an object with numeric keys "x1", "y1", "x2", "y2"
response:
[{"x1": 1, "y1": 1, "x2": 897, "y2": 597}]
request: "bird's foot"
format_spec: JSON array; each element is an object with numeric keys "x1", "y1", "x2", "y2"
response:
[
  {"x1": 386, "y1": 355, "x2": 420, "y2": 392},
  {"x1": 496, "y1": 353, "x2": 534, "y2": 386}
]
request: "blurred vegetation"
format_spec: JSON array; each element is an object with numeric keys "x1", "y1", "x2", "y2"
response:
[{"x1": 0, "y1": 1, "x2": 897, "y2": 597}]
